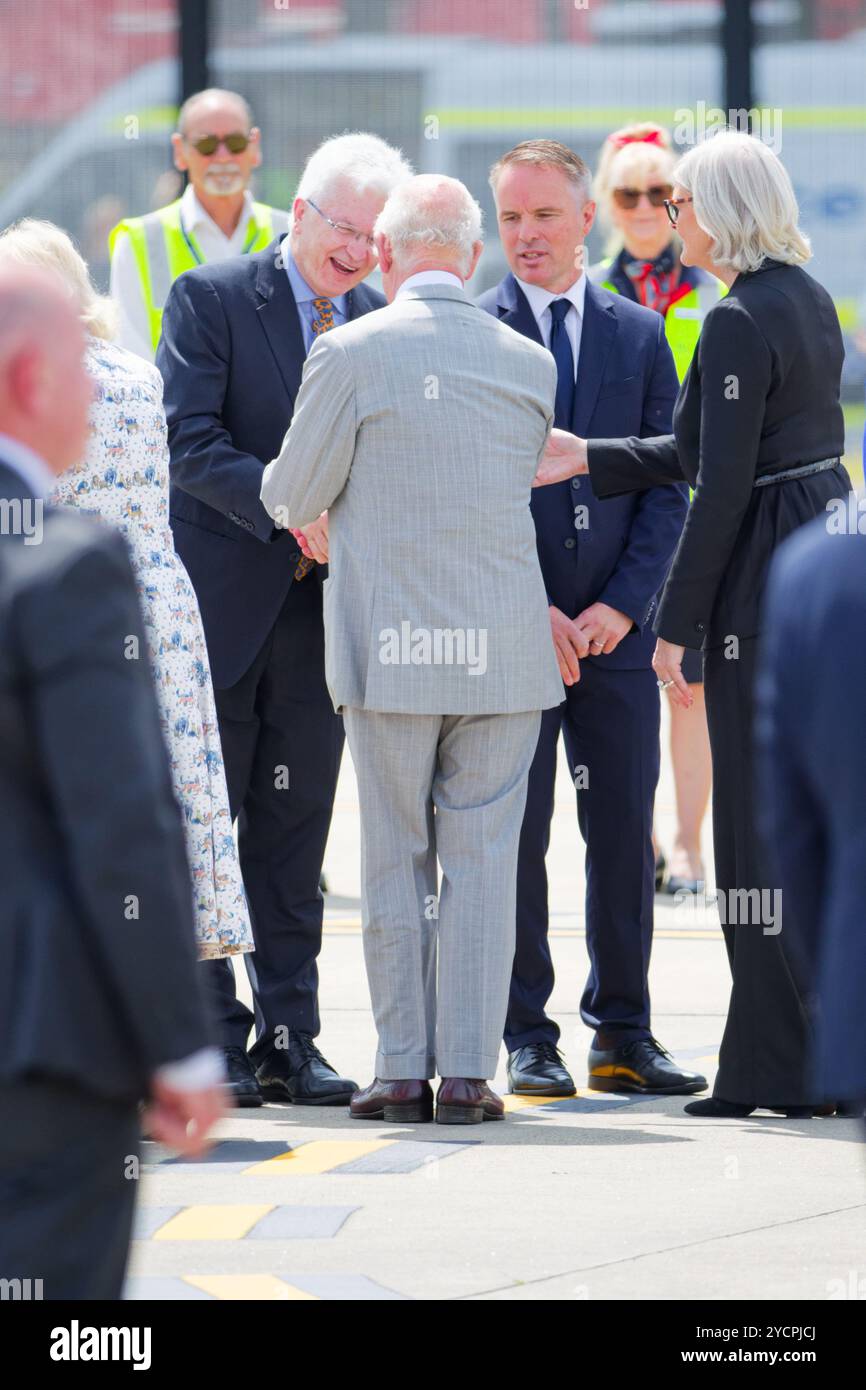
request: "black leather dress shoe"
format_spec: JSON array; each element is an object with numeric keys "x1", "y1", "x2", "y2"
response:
[
  {"x1": 222, "y1": 1046, "x2": 263, "y2": 1108},
  {"x1": 256, "y1": 1032, "x2": 357, "y2": 1105},
  {"x1": 588, "y1": 1036, "x2": 708, "y2": 1096},
  {"x1": 507, "y1": 1042, "x2": 576, "y2": 1097},
  {"x1": 350, "y1": 1078, "x2": 434, "y2": 1123}
]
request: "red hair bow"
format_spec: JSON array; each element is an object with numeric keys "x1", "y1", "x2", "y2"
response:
[{"x1": 609, "y1": 129, "x2": 665, "y2": 150}]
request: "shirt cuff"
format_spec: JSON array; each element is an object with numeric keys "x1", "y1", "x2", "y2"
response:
[{"x1": 154, "y1": 1047, "x2": 226, "y2": 1092}]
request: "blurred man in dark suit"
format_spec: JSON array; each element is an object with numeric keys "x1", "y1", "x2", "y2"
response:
[
  {"x1": 0, "y1": 269, "x2": 222, "y2": 1300},
  {"x1": 756, "y1": 507, "x2": 866, "y2": 1119}
]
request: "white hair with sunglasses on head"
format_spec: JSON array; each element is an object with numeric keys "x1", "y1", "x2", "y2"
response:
[{"x1": 672, "y1": 130, "x2": 811, "y2": 275}]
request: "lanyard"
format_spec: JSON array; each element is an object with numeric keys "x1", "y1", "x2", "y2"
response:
[{"x1": 179, "y1": 214, "x2": 260, "y2": 265}]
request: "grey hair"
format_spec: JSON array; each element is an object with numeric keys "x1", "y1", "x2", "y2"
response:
[
  {"x1": 0, "y1": 219, "x2": 117, "y2": 340},
  {"x1": 177, "y1": 88, "x2": 254, "y2": 136},
  {"x1": 674, "y1": 130, "x2": 811, "y2": 273},
  {"x1": 295, "y1": 132, "x2": 414, "y2": 204},
  {"x1": 374, "y1": 176, "x2": 483, "y2": 276}
]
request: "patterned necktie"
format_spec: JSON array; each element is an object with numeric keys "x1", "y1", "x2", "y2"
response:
[
  {"x1": 294, "y1": 297, "x2": 338, "y2": 580},
  {"x1": 549, "y1": 298, "x2": 575, "y2": 430}
]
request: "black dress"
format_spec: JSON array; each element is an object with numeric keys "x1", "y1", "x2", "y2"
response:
[{"x1": 587, "y1": 258, "x2": 851, "y2": 1106}]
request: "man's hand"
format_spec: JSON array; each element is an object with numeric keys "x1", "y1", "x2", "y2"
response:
[
  {"x1": 533, "y1": 429, "x2": 589, "y2": 487},
  {"x1": 142, "y1": 1078, "x2": 225, "y2": 1158},
  {"x1": 575, "y1": 602, "x2": 634, "y2": 657},
  {"x1": 550, "y1": 605, "x2": 591, "y2": 686},
  {"x1": 291, "y1": 511, "x2": 329, "y2": 564}
]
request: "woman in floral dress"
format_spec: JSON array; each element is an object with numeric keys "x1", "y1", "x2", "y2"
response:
[{"x1": 0, "y1": 220, "x2": 253, "y2": 960}]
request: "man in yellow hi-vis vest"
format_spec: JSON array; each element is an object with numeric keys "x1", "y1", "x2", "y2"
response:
[{"x1": 109, "y1": 88, "x2": 289, "y2": 361}]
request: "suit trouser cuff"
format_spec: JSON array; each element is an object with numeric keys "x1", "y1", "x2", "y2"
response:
[
  {"x1": 375, "y1": 1053, "x2": 435, "y2": 1081},
  {"x1": 436, "y1": 1051, "x2": 501, "y2": 1081}
]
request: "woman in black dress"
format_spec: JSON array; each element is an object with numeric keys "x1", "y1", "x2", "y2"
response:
[{"x1": 536, "y1": 130, "x2": 852, "y2": 1117}]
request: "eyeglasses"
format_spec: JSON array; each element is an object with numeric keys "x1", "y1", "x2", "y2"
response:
[
  {"x1": 664, "y1": 196, "x2": 694, "y2": 227},
  {"x1": 306, "y1": 198, "x2": 377, "y2": 253},
  {"x1": 612, "y1": 184, "x2": 673, "y2": 210},
  {"x1": 187, "y1": 132, "x2": 251, "y2": 156}
]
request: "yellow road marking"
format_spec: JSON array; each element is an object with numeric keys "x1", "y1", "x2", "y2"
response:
[
  {"x1": 503, "y1": 1089, "x2": 629, "y2": 1112},
  {"x1": 183, "y1": 1274, "x2": 316, "y2": 1300},
  {"x1": 153, "y1": 1205, "x2": 273, "y2": 1241},
  {"x1": 243, "y1": 1139, "x2": 393, "y2": 1176}
]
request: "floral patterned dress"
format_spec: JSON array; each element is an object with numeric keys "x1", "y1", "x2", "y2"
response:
[{"x1": 51, "y1": 337, "x2": 253, "y2": 960}]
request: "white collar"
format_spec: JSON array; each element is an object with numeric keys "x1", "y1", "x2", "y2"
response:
[
  {"x1": 0, "y1": 432, "x2": 56, "y2": 500},
  {"x1": 514, "y1": 271, "x2": 586, "y2": 322},
  {"x1": 396, "y1": 270, "x2": 464, "y2": 300},
  {"x1": 180, "y1": 183, "x2": 255, "y2": 237}
]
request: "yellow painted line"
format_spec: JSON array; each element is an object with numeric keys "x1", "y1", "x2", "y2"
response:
[
  {"x1": 503, "y1": 1088, "x2": 629, "y2": 1112},
  {"x1": 243, "y1": 1139, "x2": 393, "y2": 1176},
  {"x1": 153, "y1": 1205, "x2": 274, "y2": 1241},
  {"x1": 183, "y1": 1274, "x2": 316, "y2": 1301},
  {"x1": 692, "y1": 1054, "x2": 720, "y2": 1070}
]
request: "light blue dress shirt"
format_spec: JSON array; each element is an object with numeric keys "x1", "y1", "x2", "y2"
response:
[{"x1": 283, "y1": 243, "x2": 349, "y2": 353}]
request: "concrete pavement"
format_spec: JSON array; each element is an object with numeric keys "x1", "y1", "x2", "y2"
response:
[{"x1": 127, "y1": 708, "x2": 866, "y2": 1302}]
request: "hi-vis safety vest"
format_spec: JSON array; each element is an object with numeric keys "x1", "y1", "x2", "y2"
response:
[
  {"x1": 109, "y1": 198, "x2": 291, "y2": 352},
  {"x1": 587, "y1": 257, "x2": 726, "y2": 382}
]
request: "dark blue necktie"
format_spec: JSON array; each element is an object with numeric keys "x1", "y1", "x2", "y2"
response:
[{"x1": 549, "y1": 297, "x2": 575, "y2": 430}]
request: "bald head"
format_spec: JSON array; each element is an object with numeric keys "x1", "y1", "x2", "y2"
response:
[
  {"x1": 374, "y1": 175, "x2": 484, "y2": 299},
  {"x1": 0, "y1": 267, "x2": 91, "y2": 475}
]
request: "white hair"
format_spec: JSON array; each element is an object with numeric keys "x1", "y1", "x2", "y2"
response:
[
  {"x1": 0, "y1": 219, "x2": 117, "y2": 340},
  {"x1": 374, "y1": 176, "x2": 483, "y2": 276},
  {"x1": 674, "y1": 130, "x2": 811, "y2": 274},
  {"x1": 295, "y1": 132, "x2": 414, "y2": 205}
]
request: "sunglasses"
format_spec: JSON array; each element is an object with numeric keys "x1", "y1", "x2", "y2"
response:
[
  {"x1": 664, "y1": 196, "x2": 694, "y2": 227},
  {"x1": 187, "y1": 132, "x2": 251, "y2": 156},
  {"x1": 612, "y1": 184, "x2": 674, "y2": 210}
]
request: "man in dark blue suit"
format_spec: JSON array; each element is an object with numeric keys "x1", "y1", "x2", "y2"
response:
[
  {"x1": 756, "y1": 508, "x2": 866, "y2": 1119},
  {"x1": 479, "y1": 140, "x2": 705, "y2": 1096},
  {"x1": 158, "y1": 133, "x2": 413, "y2": 1106}
]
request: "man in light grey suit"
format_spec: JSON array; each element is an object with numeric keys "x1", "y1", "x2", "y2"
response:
[{"x1": 261, "y1": 175, "x2": 566, "y2": 1124}]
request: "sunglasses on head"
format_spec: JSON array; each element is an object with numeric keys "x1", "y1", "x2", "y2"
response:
[
  {"x1": 187, "y1": 132, "x2": 251, "y2": 156},
  {"x1": 612, "y1": 184, "x2": 673, "y2": 210}
]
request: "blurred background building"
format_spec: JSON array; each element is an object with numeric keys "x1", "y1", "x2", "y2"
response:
[{"x1": 2, "y1": 0, "x2": 864, "y2": 469}]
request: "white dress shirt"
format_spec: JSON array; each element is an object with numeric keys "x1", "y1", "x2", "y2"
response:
[
  {"x1": 110, "y1": 184, "x2": 258, "y2": 362},
  {"x1": 396, "y1": 269, "x2": 465, "y2": 299},
  {"x1": 513, "y1": 271, "x2": 586, "y2": 380},
  {"x1": 0, "y1": 432, "x2": 56, "y2": 499}
]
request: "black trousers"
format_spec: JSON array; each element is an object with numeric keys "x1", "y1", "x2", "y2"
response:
[
  {"x1": 202, "y1": 575, "x2": 344, "y2": 1062},
  {"x1": 705, "y1": 638, "x2": 813, "y2": 1106},
  {"x1": 507, "y1": 663, "x2": 660, "y2": 1052},
  {"x1": 0, "y1": 1079, "x2": 139, "y2": 1300}
]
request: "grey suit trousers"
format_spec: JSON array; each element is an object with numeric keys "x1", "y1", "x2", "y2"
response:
[{"x1": 343, "y1": 707, "x2": 541, "y2": 1080}]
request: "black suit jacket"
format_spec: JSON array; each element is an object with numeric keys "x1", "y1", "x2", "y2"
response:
[
  {"x1": 0, "y1": 462, "x2": 213, "y2": 1103},
  {"x1": 586, "y1": 259, "x2": 849, "y2": 649},
  {"x1": 157, "y1": 239, "x2": 385, "y2": 688}
]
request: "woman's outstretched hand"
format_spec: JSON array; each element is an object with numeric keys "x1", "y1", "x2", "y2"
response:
[{"x1": 533, "y1": 429, "x2": 589, "y2": 487}]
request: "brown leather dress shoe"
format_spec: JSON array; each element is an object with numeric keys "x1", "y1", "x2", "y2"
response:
[
  {"x1": 349, "y1": 1078, "x2": 434, "y2": 1123},
  {"x1": 436, "y1": 1078, "x2": 505, "y2": 1125}
]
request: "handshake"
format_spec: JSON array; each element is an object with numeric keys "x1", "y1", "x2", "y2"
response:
[{"x1": 290, "y1": 510, "x2": 329, "y2": 564}]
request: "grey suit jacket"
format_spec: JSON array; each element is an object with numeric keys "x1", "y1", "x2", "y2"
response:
[{"x1": 261, "y1": 283, "x2": 563, "y2": 715}]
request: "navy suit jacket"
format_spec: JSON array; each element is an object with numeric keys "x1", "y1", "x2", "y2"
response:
[
  {"x1": 157, "y1": 238, "x2": 385, "y2": 689},
  {"x1": 476, "y1": 273, "x2": 686, "y2": 669},
  {"x1": 756, "y1": 513, "x2": 866, "y2": 1101}
]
